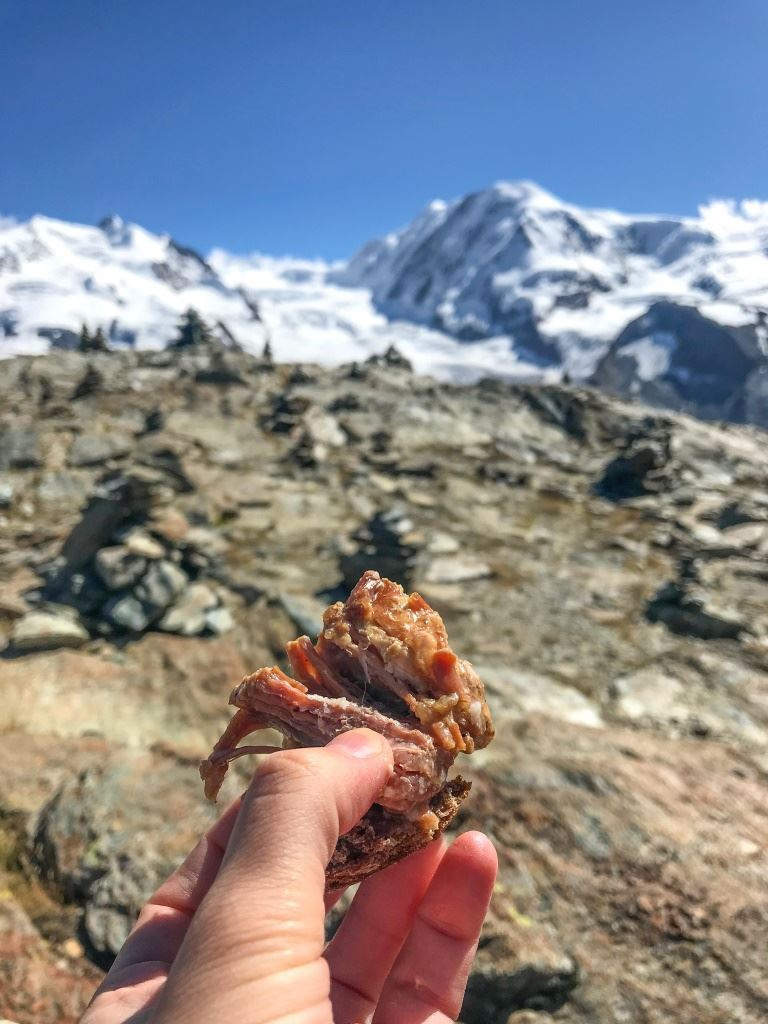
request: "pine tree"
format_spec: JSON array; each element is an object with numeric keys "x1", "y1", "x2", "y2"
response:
[
  {"x1": 78, "y1": 324, "x2": 92, "y2": 351},
  {"x1": 79, "y1": 324, "x2": 109, "y2": 352},
  {"x1": 91, "y1": 326, "x2": 108, "y2": 352},
  {"x1": 172, "y1": 308, "x2": 215, "y2": 349}
]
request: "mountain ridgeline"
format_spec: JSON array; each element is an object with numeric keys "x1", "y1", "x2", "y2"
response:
[{"x1": 1, "y1": 182, "x2": 767, "y2": 426}]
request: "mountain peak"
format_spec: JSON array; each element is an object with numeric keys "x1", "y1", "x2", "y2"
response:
[
  {"x1": 489, "y1": 179, "x2": 558, "y2": 205},
  {"x1": 98, "y1": 213, "x2": 132, "y2": 246}
]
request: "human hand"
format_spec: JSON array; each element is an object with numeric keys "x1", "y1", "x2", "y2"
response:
[{"x1": 82, "y1": 728, "x2": 497, "y2": 1024}]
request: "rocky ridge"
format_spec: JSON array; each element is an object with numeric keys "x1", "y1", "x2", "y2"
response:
[{"x1": 1, "y1": 343, "x2": 768, "y2": 1022}]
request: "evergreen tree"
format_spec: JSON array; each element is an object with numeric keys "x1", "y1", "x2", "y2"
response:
[
  {"x1": 172, "y1": 308, "x2": 215, "y2": 349},
  {"x1": 79, "y1": 324, "x2": 109, "y2": 353},
  {"x1": 78, "y1": 324, "x2": 92, "y2": 351},
  {"x1": 91, "y1": 326, "x2": 108, "y2": 352}
]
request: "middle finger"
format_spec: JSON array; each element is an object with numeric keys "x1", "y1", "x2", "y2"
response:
[{"x1": 326, "y1": 838, "x2": 448, "y2": 1023}]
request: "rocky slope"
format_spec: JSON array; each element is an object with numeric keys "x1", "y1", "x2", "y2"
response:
[{"x1": 1, "y1": 344, "x2": 768, "y2": 1023}]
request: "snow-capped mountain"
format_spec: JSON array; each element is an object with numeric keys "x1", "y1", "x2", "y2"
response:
[
  {"x1": 0, "y1": 210, "x2": 540, "y2": 382},
  {"x1": 2, "y1": 182, "x2": 768, "y2": 424},
  {"x1": 0, "y1": 213, "x2": 270, "y2": 355},
  {"x1": 336, "y1": 181, "x2": 768, "y2": 373}
]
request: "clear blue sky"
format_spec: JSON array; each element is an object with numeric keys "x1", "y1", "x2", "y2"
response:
[{"x1": 1, "y1": 0, "x2": 766, "y2": 259}]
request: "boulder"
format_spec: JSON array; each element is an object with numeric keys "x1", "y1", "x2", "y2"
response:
[
  {"x1": 593, "y1": 425, "x2": 671, "y2": 502},
  {"x1": 0, "y1": 426, "x2": 41, "y2": 469},
  {"x1": 149, "y1": 506, "x2": 190, "y2": 544},
  {"x1": 204, "y1": 605, "x2": 234, "y2": 635},
  {"x1": 278, "y1": 592, "x2": 326, "y2": 639},
  {"x1": 30, "y1": 749, "x2": 213, "y2": 960},
  {"x1": 119, "y1": 527, "x2": 165, "y2": 560},
  {"x1": 607, "y1": 666, "x2": 768, "y2": 747},
  {"x1": 102, "y1": 593, "x2": 150, "y2": 633},
  {"x1": 35, "y1": 471, "x2": 84, "y2": 510},
  {"x1": 646, "y1": 580, "x2": 748, "y2": 640},
  {"x1": 134, "y1": 560, "x2": 188, "y2": 618},
  {"x1": 158, "y1": 582, "x2": 218, "y2": 635},
  {"x1": 68, "y1": 434, "x2": 130, "y2": 467},
  {"x1": 9, "y1": 609, "x2": 89, "y2": 653},
  {"x1": 56, "y1": 474, "x2": 154, "y2": 575},
  {"x1": 93, "y1": 546, "x2": 147, "y2": 591}
]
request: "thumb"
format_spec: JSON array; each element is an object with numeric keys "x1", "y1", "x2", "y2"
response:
[
  {"x1": 153, "y1": 729, "x2": 393, "y2": 1022},
  {"x1": 223, "y1": 727, "x2": 395, "y2": 895}
]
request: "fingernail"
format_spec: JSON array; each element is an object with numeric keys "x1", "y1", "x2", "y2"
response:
[{"x1": 331, "y1": 729, "x2": 387, "y2": 759}]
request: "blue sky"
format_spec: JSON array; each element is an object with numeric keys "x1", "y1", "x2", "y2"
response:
[{"x1": 1, "y1": 0, "x2": 766, "y2": 259}]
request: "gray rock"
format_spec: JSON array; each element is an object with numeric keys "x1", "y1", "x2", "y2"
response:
[
  {"x1": 422, "y1": 556, "x2": 493, "y2": 584},
  {"x1": 68, "y1": 433, "x2": 131, "y2": 467},
  {"x1": 609, "y1": 668, "x2": 687, "y2": 724},
  {"x1": 285, "y1": 429, "x2": 327, "y2": 469},
  {"x1": 461, "y1": 926, "x2": 579, "y2": 1021},
  {"x1": 35, "y1": 471, "x2": 84, "y2": 509},
  {"x1": 305, "y1": 411, "x2": 347, "y2": 448},
  {"x1": 0, "y1": 478, "x2": 13, "y2": 507},
  {"x1": 183, "y1": 526, "x2": 229, "y2": 558},
  {"x1": 30, "y1": 750, "x2": 213, "y2": 958},
  {"x1": 646, "y1": 580, "x2": 748, "y2": 640},
  {"x1": 278, "y1": 593, "x2": 325, "y2": 638},
  {"x1": 608, "y1": 666, "x2": 768, "y2": 747},
  {"x1": 426, "y1": 531, "x2": 460, "y2": 555},
  {"x1": 0, "y1": 426, "x2": 41, "y2": 469},
  {"x1": 119, "y1": 527, "x2": 166, "y2": 560},
  {"x1": 205, "y1": 605, "x2": 234, "y2": 634},
  {"x1": 94, "y1": 546, "x2": 147, "y2": 591},
  {"x1": 84, "y1": 852, "x2": 165, "y2": 956},
  {"x1": 158, "y1": 582, "x2": 218, "y2": 635},
  {"x1": 719, "y1": 521, "x2": 768, "y2": 552},
  {"x1": 593, "y1": 429, "x2": 671, "y2": 502},
  {"x1": 134, "y1": 560, "x2": 188, "y2": 617},
  {"x1": 477, "y1": 665, "x2": 603, "y2": 732},
  {"x1": 9, "y1": 609, "x2": 89, "y2": 652},
  {"x1": 103, "y1": 593, "x2": 150, "y2": 633}
]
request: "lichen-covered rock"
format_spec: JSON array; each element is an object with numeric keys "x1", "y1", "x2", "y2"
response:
[{"x1": 30, "y1": 749, "x2": 215, "y2": 960}]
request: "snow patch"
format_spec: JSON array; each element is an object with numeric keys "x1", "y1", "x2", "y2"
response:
[{"x1": 620, "y1": 332, "x2": 677, "y2": 381}]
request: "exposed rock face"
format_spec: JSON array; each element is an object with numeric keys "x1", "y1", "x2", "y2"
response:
[
  {"x1": 1, "y1": 347, "x2": 768, "y2": 1023},
  {"x1": 31, "y1": 749, "x2": 214, "y2": 962},
  {"x1": 457, "y1": 717, "x2": 768, "y2": 1023},
  {"x1": 592, "y1": 301, "x2": 766, "y2": 424}
]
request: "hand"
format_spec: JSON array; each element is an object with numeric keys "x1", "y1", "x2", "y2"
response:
[{"x1": 83, "y1": 728, "x2": 497, "y2": 1024}]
